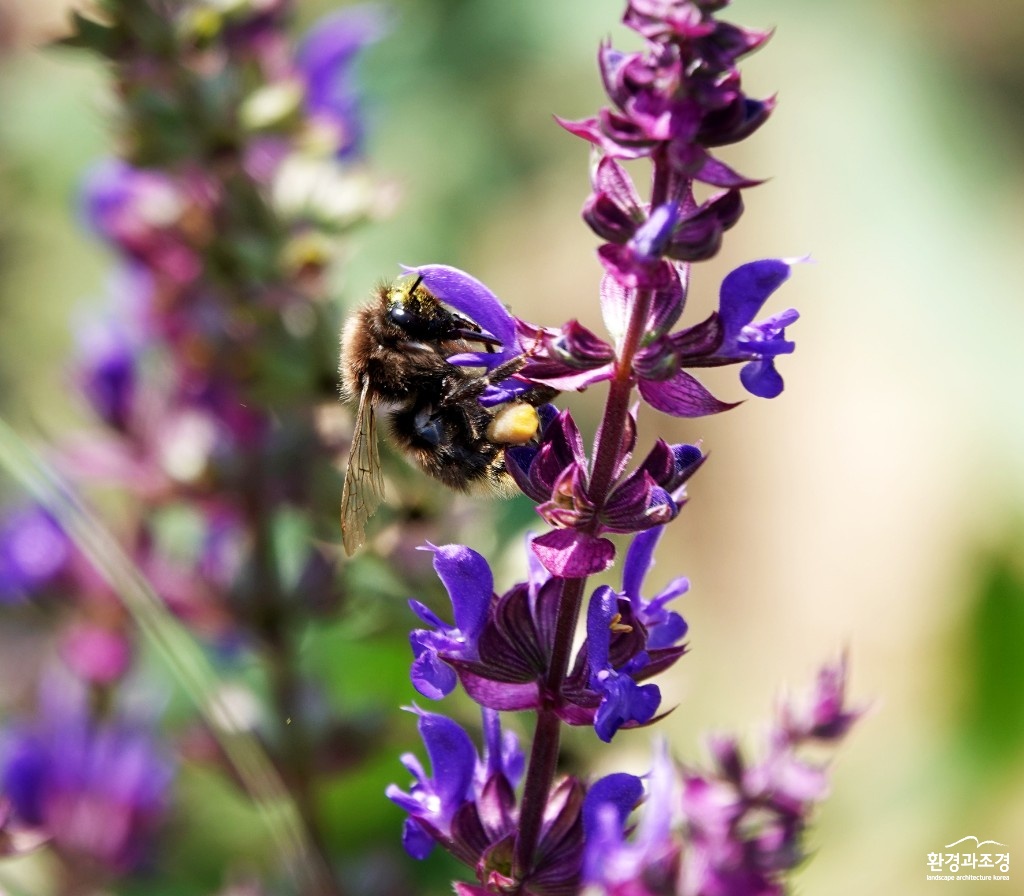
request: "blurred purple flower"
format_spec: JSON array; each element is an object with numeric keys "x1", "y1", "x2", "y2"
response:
[
  {"x1": 1, "y1": 690, "x2": 172, "y2": 872},
  {"x1": 388, "y1": 706, "x2": 596, "y2": 894},
  {"x1": 80, "y1": 159, "x2": 204, "y2": 285},
  {"x1": 74, "y1": 317, "x2": 139, "y2": 431},
  {"x1": 297, "y1": 5, "x2": 389, "y2": 159},
  {"x1": 0, "y1": 507, "x2": 70, "y2": 603},
  {"x1": 583, "y1": 741, "x2": 678, "y2": 891},
  {"x1": 58, "y1": 624, "x2": 133, "y2": 686},
  {"x1": 581, "y1": 657, "x2": 862, "y2": 895}
]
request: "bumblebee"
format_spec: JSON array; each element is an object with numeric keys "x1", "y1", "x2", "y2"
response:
[{"x1": 339, "y1": 274, "x2": 553, "y2": 554}]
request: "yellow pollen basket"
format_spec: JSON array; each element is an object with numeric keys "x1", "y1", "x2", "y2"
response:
[{"x1": 486, "y1": 403, "x2": 541, "y2": 446}]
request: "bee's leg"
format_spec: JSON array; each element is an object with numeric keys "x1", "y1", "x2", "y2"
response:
[
  {"x1": 483, "y1": 354, "x2": 530, "y2": 383},
  {"x1": 446, "y1": 355, "x2": 528, "y2": 403}
]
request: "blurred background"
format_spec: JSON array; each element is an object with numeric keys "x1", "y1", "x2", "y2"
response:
[{"x1": 1, "y1": 0, "x2": 1023, "y2": 894}]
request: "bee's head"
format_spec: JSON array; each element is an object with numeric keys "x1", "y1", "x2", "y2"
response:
[
  {"x1": 381, "y1": 274, "x2": 477, "y2": 344},
  {"x1": 385, "y1": 274, "x2": 429, "y2": 331}
]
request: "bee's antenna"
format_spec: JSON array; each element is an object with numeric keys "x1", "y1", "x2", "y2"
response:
[{"x1": 409, "y1": 273, "x2": 424, "y2": 293}]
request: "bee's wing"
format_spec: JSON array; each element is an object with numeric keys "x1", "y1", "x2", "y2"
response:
[{"x1": 340, "y1": 378, "x2": 385, "y2": 555}]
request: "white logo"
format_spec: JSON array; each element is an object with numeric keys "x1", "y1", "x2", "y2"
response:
[{"x1": 926, "y1": 836, "x2": 1010, "y2": 882}]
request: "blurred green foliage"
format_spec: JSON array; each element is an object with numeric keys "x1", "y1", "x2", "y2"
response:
[{"x1": 958, "y1": 534, "x2": 1024, "y2": 775}]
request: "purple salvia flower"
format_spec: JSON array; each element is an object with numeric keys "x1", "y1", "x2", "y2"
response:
[
  {"x1": 406, "y1": 547, "x2": 686, "y2": 739},
  {"x1": 711, "y1": 259, "x2": 800, "y2": 399},
  {"x1": 516, "y1": 258, "x2": 799, "y2": 416},
  {"x1": 377, "y1": 0, "x2": 847, "y2": 890},
  {"x1": 600, "y1": 438, "x2": 704, "y2": 534},
  {"x1": 777, "y1": 652, "x2": 862, "y2": 743},
  {"x1": 559, "y1": 0, "x2": 772, "y2": 184},
  {"x1": 386, "y1": 707, "x2": 525, "y2": 864},
  {"x1": 409, "y1": 543, "x2": 493, "y2": 700},
  {"x1": 386, "y1": 708, "x2": 479, "y2": 860},
  {"x1": 622, "y1": 526, "x2": 690, "y2": 649},
  {"x1": 584, "y1": 586, "x2": 661, "y2": 742},
  {"x1": 505, "y1": 409, "x2": 703, "y2": 567},
  {"x1": 635, "y1": 257, "x2": 799, "y2": 411}
]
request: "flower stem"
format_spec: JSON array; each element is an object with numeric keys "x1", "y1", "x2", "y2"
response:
[
  {"x1": 511, "y1": 708, "x2": 562, "y2": 881},
  {"x1": 512, "y1": 150, "x2": 679, "y2": 888}
]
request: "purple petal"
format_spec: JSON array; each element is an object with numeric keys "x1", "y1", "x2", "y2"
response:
[
  {"x1": 420, "y1": 543, "x2": 492, "y2": 641},
  {"x1": 718, "y1": 259, "x2": 792, "y2": 336},
  {"x1": 408, "y1": 265, "x2": 519, "y2": 361},
  {"x1": 408, "y1": 598, "x2": 448, "y2": 630},
  {"x1": 0, "y1": 507, "x2": 70, "y2": 601},
  {"x1": 639, "y1": 369, "x2": 739, "y2": 417},
  {"x1": 694, "y1": 155, "x2": 763, "y2": 189},
  {"x1": 593, "y1": 156, "x2": 643, "y2": 211},
  {"x1": 2, "y1": 733, "x2": 48, "y2": 824},
  {"x1": 647, "y1": 266, "x2": 687, "y2": 336},
  {"x1": 630, "y1": 203, "x2": 679, "y2": 260},
  {"x1": 297, "y1": 6, "x2": 388, "y2": 87},
  {"x1": 593, "y1": 677, "x2": 661, "y2": 742},
  {"x1": 740, "y1": 358, "x2": 784, "y2": 398},
  {"x1": 647, "y1": 577, "x2": 690, "y2": 612},
  {"x1": 481, "y1": 708, "x2": 524, "y2": 788},
  {"x1": 555, "y1": 115, "x2": 605, "y2": 146},
  {"x1": 75, "y1": 319, "x2": 136, "y2": 430},
  {"x1": 646, "y1": 612, "x2": 688, "y2": 650},
  {"x1": 555, "y1": 703, "x2": 600, "y2": 727},
  {"x1": 457, "y1": 673, "x2": 541, "y2": 712},
  {"x1": 521, "y1": 364, "x2": 615, "y2": 392},
  {"x1": 585, "y1": 585, "x2": 618, "y2": 672},
  {"x1": 623, "y1": 528, "x2": 663, "y2": 601},
  {"x1": 477, "y1": 379, "x2": 536, "y2": 407},
  {"x1": 584, "y1": 165, "x2": 644, "y2": 243},
  {"x1": 633, "y1": 740, "x2": 678, "y2": 849},
  {"x1": 416, "y1": 711, "x2": 477, "y2": 818},
  {"x1": 583, "y1": 773, "x2": 644, "y2": 839},
  {"x1": 665, "y1": 311, "x2": 724, "y2": 361},
  {"x1": 410, "y1": 651, "x2": 458, "y2": 700},
  {"x1": 400, "y1": 817, "x2": 436, "y2": 860},
  {"x1": 598, "y1": 245, "x2": 675, "y2": 290},
  {"x1": 531, "y1": 530, "x2": 615, "y2": 578}
]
